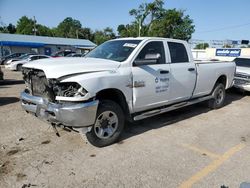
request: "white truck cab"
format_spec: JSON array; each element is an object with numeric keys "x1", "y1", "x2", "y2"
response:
[{"x1": 20, "y1": 37, "x2": 236, "y2": 147}]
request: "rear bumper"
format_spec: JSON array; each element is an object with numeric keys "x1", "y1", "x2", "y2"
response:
[{"x1": 20, "y1": 91, "x2": 98, "y2": 128}]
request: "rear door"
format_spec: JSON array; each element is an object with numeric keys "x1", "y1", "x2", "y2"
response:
[
  {"x1": 132, "y1": 40, "x2": 171, "y2": 112},
  {"x1": 167, "y1": 42, "x2": 196, "y2": 103}
]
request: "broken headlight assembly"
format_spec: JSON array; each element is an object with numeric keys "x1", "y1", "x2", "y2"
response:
[{"x1": 52, "y1": 82, "x2": 88, "y2": 98}]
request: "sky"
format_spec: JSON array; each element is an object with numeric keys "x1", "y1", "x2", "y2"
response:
[{"x1": 0, "y1": 0, "x2": 250, "y2": 41}]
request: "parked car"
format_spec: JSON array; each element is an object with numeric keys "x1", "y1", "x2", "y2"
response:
[
  {"x1": 0, "y1": 52, "x2": 26, "y2": 65},
  {"x1": 0, "y1": 66, "x2": 3, "y2": 80},
  {"x1": 5, "y1": 53, "x2": 37, "y2": 65},
  {"x1": 52, "y1": 50, "x2": 75, "y2": 57},
  {"x1": 5, "y1": 55, "x2": 51, "y2": 71},
  {"x1": 20, "y1": 37, "x2": 236, "y2": 147},
  {"x1": 233, "y1": 56, "x2": 250, "y2": 91}
]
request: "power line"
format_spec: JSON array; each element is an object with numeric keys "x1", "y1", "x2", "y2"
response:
[{"x1": 196, "y1": 22, "x2": 250, "y2": 34}]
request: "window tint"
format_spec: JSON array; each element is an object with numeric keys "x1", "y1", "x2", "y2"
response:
[
  {"x1": 30, "y1": 56, "x2": 39, "y2": 61},
  {"x1": 135, "y1": 41, "x2": 166, "y2": 64},
  {"x1": 234, "y1": 58, "x2": 250, "y2": 67},
  {"x1": 39, "y1": 56, "x2": 48, "y2": 59},
  {"x1": 168, "y1": 42, "x2": 189, "y2": 63}
]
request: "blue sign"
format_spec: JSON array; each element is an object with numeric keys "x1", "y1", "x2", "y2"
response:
[{"x1": 216, "y1": 49, "x2": 241, "y2": 57}]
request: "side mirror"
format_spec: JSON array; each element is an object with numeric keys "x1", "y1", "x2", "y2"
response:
[{"x1": 133, "y1": 53, "x2": 161, "y2": 66}]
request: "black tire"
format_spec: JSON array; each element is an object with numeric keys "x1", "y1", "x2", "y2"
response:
[
  {"x1": 86, "y1": 100, "x2": 125, "y2": 147},
  {"x1": 16, "y1": 64, "x2": 22, "y2": 71},
  {"x1": 208, "y1": 83, "x2": 226, "y2": 109}
]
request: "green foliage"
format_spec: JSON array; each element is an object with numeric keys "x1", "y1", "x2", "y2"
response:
[
  {"x1": 16, "y1": 16, "x2": 52, "y2": 36},
  {"x1": 55, "y1": 17, "x2": 82, "y2": 38},
  {"x1": 117, "y1": 24, "x2": 138, "y2": 37},
  {"x1": 6, "y1": 24, "x2": 16, "y2": 33},
  {"x1": 78, "y1": 27, "x2": 94, "y2": 41},
  {"x1": 118, "y1": 0, "x2": 195, "y2": 41},
  {"x1": 36, "y1": 24, "x2": 52, "y2": 36},
  {"x1": 194, "y1": 43, "x2": 209, "y2": 49},
  {"x1": 93, "y1": 27, "x2": 115, "y2": 45},
  {"x1": 16, "y1": 16, "x2": 35, "y2": 35},
  {"x1": 0, "y1": 23, "x2": 16, "y2": 34},
  {"x1": 1, "y1": 0, "x2": 195, "y2": 44}
]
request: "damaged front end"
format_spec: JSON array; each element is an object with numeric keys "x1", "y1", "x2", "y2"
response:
[{"x1": 20, "y1": 68, "x2": 99, "y2": 129}]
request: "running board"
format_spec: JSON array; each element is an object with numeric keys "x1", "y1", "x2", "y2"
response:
[{"x1": 133, "y1": 95, "x2": 213, "y2": 121}]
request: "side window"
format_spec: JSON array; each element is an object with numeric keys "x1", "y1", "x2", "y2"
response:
[
  {"x1": 39, "y1": 56, "x2": 48, "y2": 59},
  {"x1": 168, "y1": 42, "x2": 189, "y2": 63},
  {"x1": 30, "y1": 56, "x2": 39, "y2": 61},
  {"x1": 135, "y1": 41, "x2": 166, "y2": 64}
]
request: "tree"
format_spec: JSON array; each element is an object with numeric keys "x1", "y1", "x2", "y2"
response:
[
  {"x1": 118, "y1": 0, "x2": 195, "y2": 41},
  {"x1": 78, "y1": 27, "x2": 94, "y2": 41},
  {"x1": 0, "y1": 25, "x2": 8, "y2": 33},
  {"x1": 16, "y1": 16, "x2": 35, "y2": 35},
  {"x1": 129, "y1": 0, "x2": 164, "y2": 36},
  {"x1": 117, "y1": 24, "x2": 138, "y2": 37},
  {"x1": 7, "y1": 24, "x2": 16, "y2": 34},
  {"x1": 93, "y1": 27, "x2": 115, "y2": 45},
  {"x1": 56, "y1": 17, "x2": 82, "y2": 38},
  {"x1": 36, "y1": 24, "x2": 53, "y2": 36},
  {"x1": 194, "y1": 43, "x2": 209, "y2": 49}
]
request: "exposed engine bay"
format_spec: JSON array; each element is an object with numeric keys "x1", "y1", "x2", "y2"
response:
[{"x1": 22, "y1": 68, "x2": 87, "y2": 102}]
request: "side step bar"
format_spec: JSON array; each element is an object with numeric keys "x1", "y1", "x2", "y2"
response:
[{"x1": 133, "y1": 95, "x2": 213, "y2": 121}]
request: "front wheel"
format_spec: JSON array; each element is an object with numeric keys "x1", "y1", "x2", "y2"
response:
[
  {"x1": 16, "y1": 64, "x2": 22, "y2": 71},
  {"x1": 86, "y1": 100, "x2": 125, "y2": 147},
  {"x1": 208, "y1": 83, "x2": 226, "y2": 109}
]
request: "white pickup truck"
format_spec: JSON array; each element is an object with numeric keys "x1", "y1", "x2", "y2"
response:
[{"x1": 20, "y1": 37, "x2": 236, "y2": 147}]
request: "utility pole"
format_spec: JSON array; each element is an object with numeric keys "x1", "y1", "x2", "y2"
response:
[
  {"x1": 138, "y1": 18, "x2": 141, "y2": 37},
  {"x1": 33, "y1": 16, "x2": 37, "y2": 35}
]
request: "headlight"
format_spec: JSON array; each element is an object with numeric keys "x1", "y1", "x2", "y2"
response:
[{"x1": 53, "y1": 82, "x2": 88, "y2": 97}]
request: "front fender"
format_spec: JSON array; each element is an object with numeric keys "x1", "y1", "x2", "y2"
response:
[{"x1": 60, "y1": 69, "x2": 133, "y2": 111}]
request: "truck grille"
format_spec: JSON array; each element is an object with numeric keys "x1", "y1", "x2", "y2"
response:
[
  {"x1": 23, "y1": 68, "x2": 55, "y2": 102},
  {"x1": 235, "y1": 73, "x2": 250, "y2": 80}
]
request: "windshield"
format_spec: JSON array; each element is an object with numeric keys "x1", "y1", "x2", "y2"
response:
[
  {"x1": 234, "y1": 58, "x2": 250, "y2": 67},
  {"x1": 85, "y1": 40, "x2": 142, "y2": 62},
  {"x1": 18, "y1": 54, "x2": 31, "y2": 60}
]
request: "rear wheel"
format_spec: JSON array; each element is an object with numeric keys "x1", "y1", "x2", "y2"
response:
[
  {"x1": 208, "y1": 83, "x2": 226, "y2": 109},
  {"x1": 86, "y1": 100, "x2": 124, "y2": 147},
  {"x1": 16, "y1": 64, "x2": 22, "y2": 71}
]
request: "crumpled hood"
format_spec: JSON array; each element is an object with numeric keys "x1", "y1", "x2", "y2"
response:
[
  {"x1": 23, "y1": 57, "x2": 120, "y2": 78},
  {"x1": 236, "y1": 66, "x2": 250, "y2": 75}
]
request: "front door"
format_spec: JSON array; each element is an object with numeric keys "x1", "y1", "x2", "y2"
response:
[{"x1": 132, "y1": 41, "x2": 171, "y2": 112}]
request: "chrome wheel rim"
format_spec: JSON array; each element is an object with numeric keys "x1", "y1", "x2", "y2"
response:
[
  {"x1": 94, "y1": 111, "x2": 118, "y2": 139},
  {"x1": 215, "y1": 89, "x2": 224, "y2": 104}
]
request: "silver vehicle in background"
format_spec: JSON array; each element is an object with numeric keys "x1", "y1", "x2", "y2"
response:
[
  {"x1": 233, "y1": 57, "x2": 250, "y2": 92},
  {"x1": 5, "y1": 54, "x2": 51, "y2": 71}
]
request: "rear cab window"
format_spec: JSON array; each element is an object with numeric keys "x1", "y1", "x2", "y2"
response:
[{"x1": 168, "y1": 42, "x2": 189, "y2": 63}]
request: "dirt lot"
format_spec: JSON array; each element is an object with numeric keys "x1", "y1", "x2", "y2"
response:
[{"x1": 0, "y1": 67, "x2": 250, "y2": 188}]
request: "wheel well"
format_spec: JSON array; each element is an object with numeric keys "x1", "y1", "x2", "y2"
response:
[
  {"x1": 96, "y1": 89, "x2": 132, "y2": 121},
  {"x1": 216, "y1": 75, "x2": 227, "y2": 87},
  {"x1": 17, "y1": 64, "x2": 23, "y2": 68}
]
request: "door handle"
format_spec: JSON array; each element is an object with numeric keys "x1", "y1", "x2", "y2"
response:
[
  {"x1": 160, "y1": 70, "x2": 169, "y2": 74},
  {"x1": 188, "y1": 68, "x2": 195, "y2": 72}
]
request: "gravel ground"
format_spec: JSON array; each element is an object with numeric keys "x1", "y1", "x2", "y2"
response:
[{"x1": 0, "y1": 67, "x2": 250, "y2": 188}]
